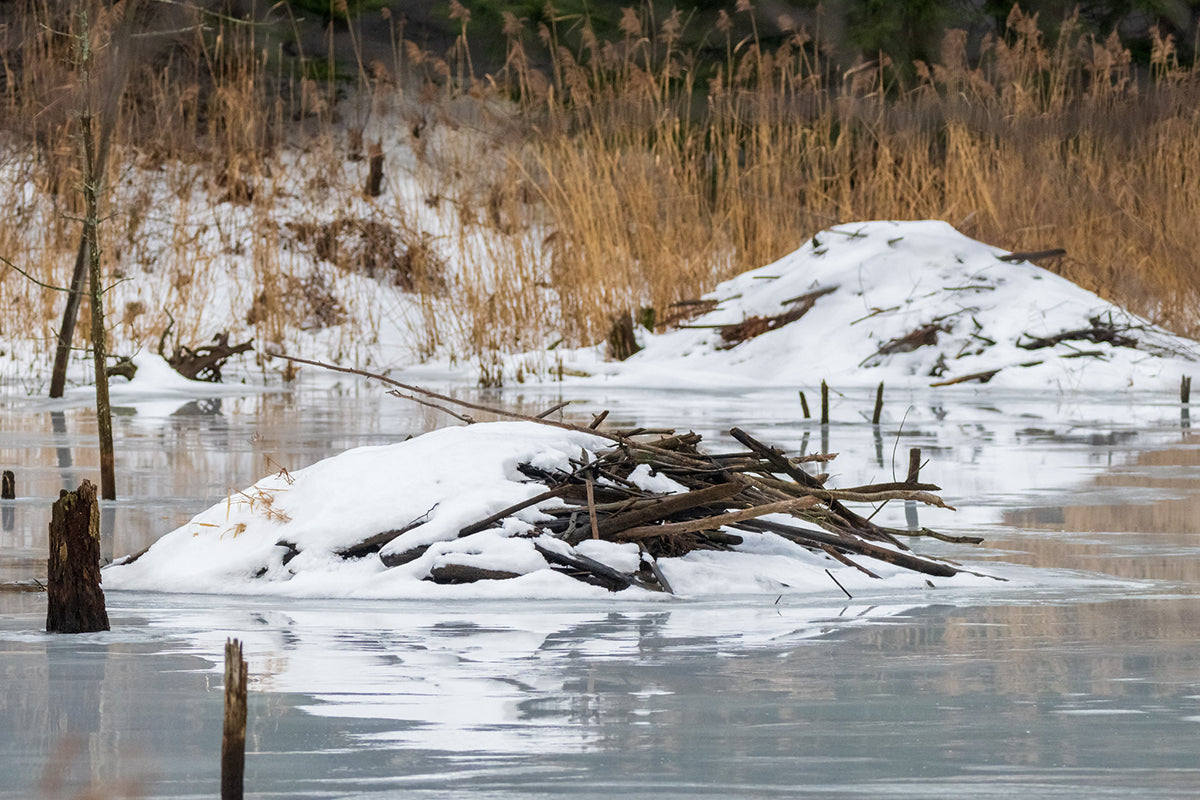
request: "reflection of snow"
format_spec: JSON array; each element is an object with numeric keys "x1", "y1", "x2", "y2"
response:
[{"x1": 147, "y1": 600, "x2": 925, "y2": 755}]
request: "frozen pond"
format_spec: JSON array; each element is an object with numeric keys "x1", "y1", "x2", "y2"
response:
[{"x1": 3, "y1": 380, "x2": 1200, "y2": 798}]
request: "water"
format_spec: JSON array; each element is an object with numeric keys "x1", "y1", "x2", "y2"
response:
[{"x1": 2, "y1": 380, "x2": 1199, "y2": 798}]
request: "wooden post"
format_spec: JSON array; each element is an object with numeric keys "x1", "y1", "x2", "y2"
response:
[
  {"x1": 365, "y1": 140, "x2": 384, "y2": 197},
  {"x1": 820, "y1": 380, "x2": 829, "y2": 425},
  {"x1": 906, "y1": 447, "x2": 922, "y2": 484},
  {"x1": 222, "y1": 638, "x2": 248, "y2": 800},
  {"x1": 798, "y1": 391, "x2": 810, "y2": 419},
  {"x1": 872, "y1": 382, "x2": 884, "y2": 425},
  {"x1": 46, "y1": 480, "x2": 109, "y2": 633},
  {"x1": 1182, "y1": 375, "x2": 1191, "y2": 405}
]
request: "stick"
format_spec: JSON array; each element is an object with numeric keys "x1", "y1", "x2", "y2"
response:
[
  {"x1": 583, "y1": 481, "x2": 743, "y2": 542},
  {"x1": 823, "y1": 548, "x2": 879, "y2": 579},
  {"x1": 268, "y1": 353, "x2": 622, "y2": 442},
  {"x1": 929, "y1": 369, "x2": 1001, "y2": 386},
  {"x1": 388, "y1": 390, "x2": 474, "y2": 424},
  {"x1": 458, "y1": 487, "x2": 568, "y2": 537},
  {"x1": 534, "y1": 542, "x2": 638, "y2": 591},
  {"x1": 585, "y1": 476, "x2": 600, "y2": 540},
  {"x1": 872, "y1": 382, "x2": 884, "y2": 425},
  {"x1": 906, "y1": 448, "x2": 922, "y2": 484},
  {"x1": 998, "y1": 248, "x2": 1066, "y2": 263},
  {"x1": 639, "y1": 544, "x2": 674, "y2": 594},
  {"x1": 820, "y1": 381, "x2": 830, "y2": 425},
  {"x1": 615, "y1": 496, "x2": 820, "y2": 541},
  {"x1": 536, "y1": 400, "x2": 572, "y2": 419},
  {"x1": 825, "y1": 567, "x2": 854, "y2": 598}
]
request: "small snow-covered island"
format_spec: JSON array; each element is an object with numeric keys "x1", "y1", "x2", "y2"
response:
[
  {"x1": 103, "y1": 220, "x2": 1200, "y2": 599},
  {"x1": 552, "y1": 220, "x2": 1198, "y2": 391}
]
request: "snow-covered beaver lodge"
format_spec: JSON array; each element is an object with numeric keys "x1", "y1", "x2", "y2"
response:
[
  {"x1": 104, "y1": 396, "x2": 987, "y2": 600},
  {"x1": 560, "y1": 220, "x2": 1197, "y2": 392}
]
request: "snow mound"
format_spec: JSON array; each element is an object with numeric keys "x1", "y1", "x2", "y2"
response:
[
  {"x1": 568, "y1": 220, "x2": 1197, "y2": 391},
  {"x1": 102, "y1": 420, "x2": 994, "y2": 599}
]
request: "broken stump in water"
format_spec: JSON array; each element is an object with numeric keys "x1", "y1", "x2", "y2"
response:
[
  {"x1": 222, "y1": 638, "x2": 248, "y2": 800},
  {"x1": 46, "y1": 480, "x2": 109, "y2": 633}
]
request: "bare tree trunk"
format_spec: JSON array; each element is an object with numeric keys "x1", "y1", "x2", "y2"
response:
[
  {"x1": 81, "y1": 108, "x2": 116, "y2": 500},
  {"x1": 48, "y1": 1, "x2": 137, "y2": 400},
  {"x1": 48, "y1": 240, "x2": 90, "y2": 399}
]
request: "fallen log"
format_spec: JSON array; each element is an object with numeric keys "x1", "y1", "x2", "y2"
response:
[{"x1": 427, "y1": 564, "x2": 522, "y2": 584}]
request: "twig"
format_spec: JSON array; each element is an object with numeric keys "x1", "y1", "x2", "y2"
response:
[
  {"x1": 267, "y1": 352, "x2": 621, "y2": 441},
  {"x1": 536, "y1": 400, "x2": 572, "y2": 419},
  {"x1": 387, "y1": 390, "x2": 474, "y2": 424},
  {"x1": 825, "y1": 568, "x2": 853, "y2": 598}
]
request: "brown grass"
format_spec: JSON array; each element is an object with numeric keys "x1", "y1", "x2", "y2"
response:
[{"x1": 2, "y1": 2, "x2": 1200, "y2": 385}]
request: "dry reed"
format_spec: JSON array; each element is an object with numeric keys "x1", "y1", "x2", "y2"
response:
[{"x1": 1, "y1": 2, "x2": 1199, "y2": 386}]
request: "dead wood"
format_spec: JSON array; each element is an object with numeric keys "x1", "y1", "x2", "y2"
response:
[
  {"x1": 613, "y1": 497, "x2": 820, "y2": 541},
  {"x1": 46, "y1": 480, "x2": 109, "y2": 633},
  {"x1": 458, "y1": 487, "x2": 567, "y2": 537},
  {"x1": 534, "y1": 542, "x2": 641, "y2": 592},
  {"x1": 929, "y1": 369, "x2": 1002, "y2": 387},
  {"x1": 716, "y1": 286, "x2": 836, "y2": 349},
  {"x1": 998, "y1": 248, "x2": 1066, "y2": 263},
  {"x1": 163, "y1": 331, "x2": 254, "y2": 382},
  {"x1": 1017, "y1": 315, "x2": 1139, "y2": 351},
  {"x1": 264, "y1": 354, "x2": 988, "y2": 591},
  {"x1": 660, "y1": 299, "x2": 719, "y2": 329},
  {"x1": 381, "y1": 543, "x2": 431, "y2": 567},
  {"x1": 607, "y1": 312, "x2": 643, "y2": 361},
  {"x1": 870, "y1": 322, "x2": 948, "y2": 360},
  {"x1": 427, "y1": 564, "x2": 522, "y2": 584},
  {"x1": 335, "y1": 528, "x2": 412, "y2": 560},
  {"x1": 364, "y1": 141, "x2": 385, "y2": 197}
]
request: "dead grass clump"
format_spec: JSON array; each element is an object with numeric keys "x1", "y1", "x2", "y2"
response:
[
  {"x1": 247, "y1": 271, "x2": 346, "y2": 333},
  {"x1": 285, "y1": 217, "x2": 447, "y2": 292}
]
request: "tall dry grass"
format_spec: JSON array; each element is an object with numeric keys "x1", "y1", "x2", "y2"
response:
[
  {"x1": 2, "y1": 1, "x2": 1200, "y2": 386},
  {"x1": 489, "y1": 4, "x2": 1200, "y2": 344}
]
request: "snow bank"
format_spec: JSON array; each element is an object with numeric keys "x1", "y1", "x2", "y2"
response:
[{"x1": 559, "y1": 220, "x2": 1197, "y2": 392}]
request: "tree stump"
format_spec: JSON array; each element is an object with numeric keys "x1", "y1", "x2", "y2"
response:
[
  {"x1": 46, "y1": 480, "x2": 109, "y2": 634},
  {"x1": 606, "y1": 312, "x2": 642, "y2": 361},
  {"x1": 365, "y1": 141, "x2": 384, "y2": 197}
]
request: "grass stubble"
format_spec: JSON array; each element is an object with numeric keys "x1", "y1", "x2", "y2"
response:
[{"x1": 1, "y1": 1, "x2": 1198, "y2": 387}]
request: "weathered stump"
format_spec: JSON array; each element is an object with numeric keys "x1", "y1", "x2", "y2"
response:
[
  {"x1": 365, "y1": 141, "x2": 384, "y2": 197},
  {"x1": 222, "y1": 638, "x2": 248, "y2": 800},
  {"x1": 46, "y1": 480, "x2": 109, "y2": 634},
  {"x1": 1, "y1": 469, "x2": 14, "y2": 499},
  {"x1": 607, "y1": 312, "x2": 642, "y2": 361}
]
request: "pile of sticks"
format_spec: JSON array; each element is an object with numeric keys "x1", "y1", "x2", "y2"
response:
[{"x1": 269, "y1": 354, "x2": 985, "y2": 594}]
